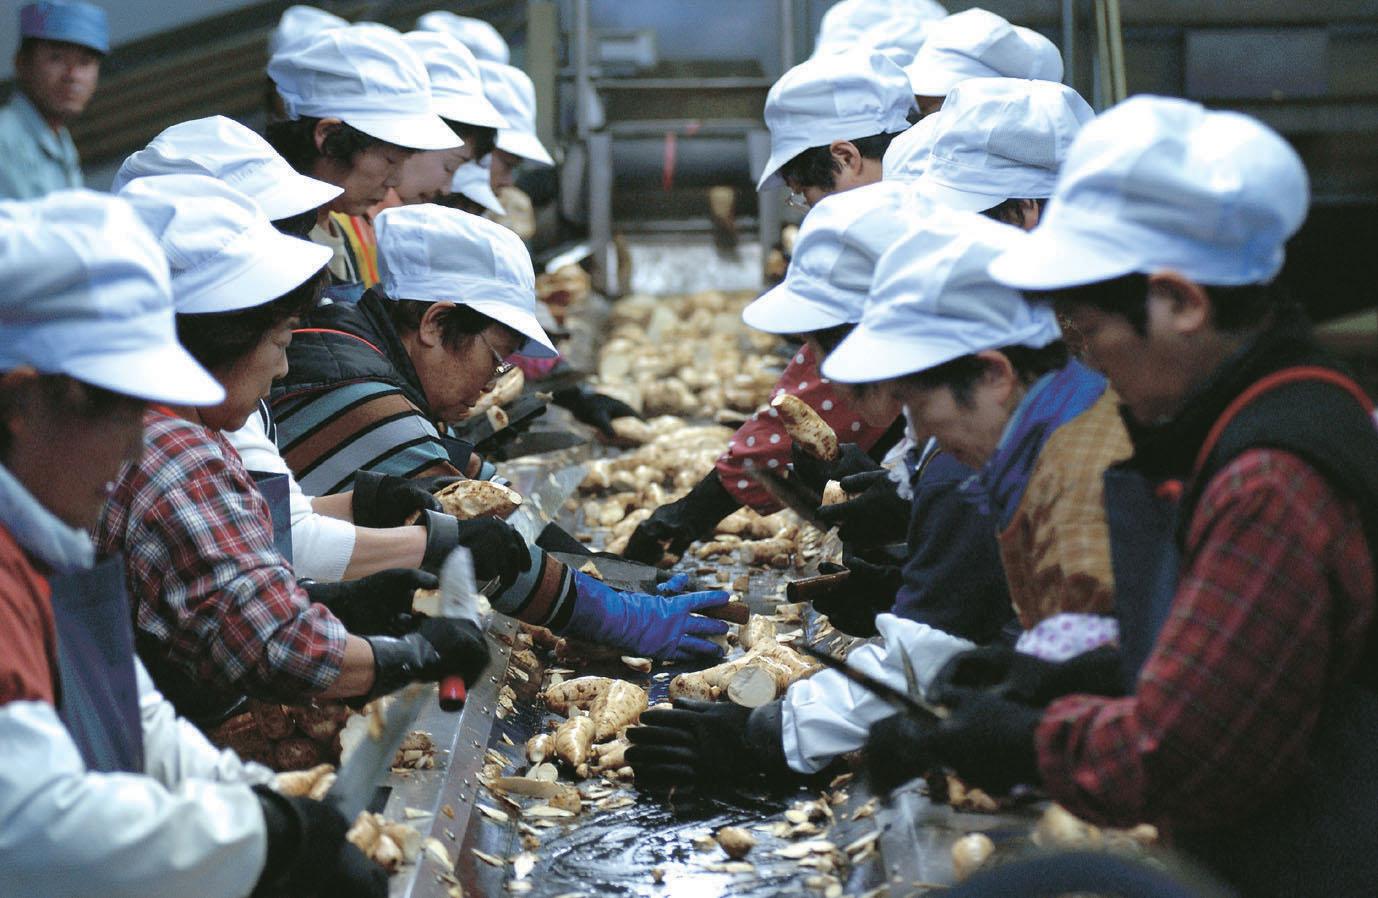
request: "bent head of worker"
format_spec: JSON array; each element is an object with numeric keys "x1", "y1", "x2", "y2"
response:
[
  {"x1": 375, "y1": 204, "x2": 557, "y2": 422},
  {"x1": 120, "y1": 174, "x2": 331, "y2": 433},
  {"x1": 822, "y1": 209, "x2": 1063, "y2": 469},
  {"x1": 989, "y1": 96, "x2": 1310, "y2": 427},
  {"x1": 265, "y1": 23, "x2": 462, "y2": 215},
  {"x1": 757, "y1": 48, "x2": 914, "y2": 210},
  {"x1": 479, "y1": 61, "x2": 555, "y2": 192},
  {"x1": 0, "y1": 191, "x2": 223, "y2": 528},
  {"x1": 15, "y1": 1, "x2": 109, "y2": 124},
  {"x1": 904, "y1": 9, "x2": 1064, "y2": 118}
]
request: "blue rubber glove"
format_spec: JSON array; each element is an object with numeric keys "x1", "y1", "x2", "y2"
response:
[{"x1": 563, "y1": 571, "x2": 730, "y2": 662}]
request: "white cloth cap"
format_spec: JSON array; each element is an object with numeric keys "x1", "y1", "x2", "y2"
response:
[
  {"x1": 822, "y1": 209, "x2": 1060, "y2": 383},
  {"x1": 0, "y1": 190, "x2": 223, "y2": 405},
  {"x1": 917, "y1": 78, "x2": 1093, "y2": 211},
  {"x1": 375, "y1": 204, "x2": 556, "y2": 358},
  {"x1": 478, "y1": 60, "x2": 555, "y2": 166},
  {"x1": 268, "y1": 5, "x2": 347, "y2": 57},
  {"x1": 113, "y1": 116, "x2": 343, "y2": 222},
  {"x1": 403, "y1": 31, "x2": 509, "y2": 129},
  {"x1": 451, "y1": 161, "x2": 506, "y2": 215},
  {"x1": 416, "y1": 11, "x2": 510, "y2": 64},
  {"x1": 757, "y1": 47, "x2": 915, "y2": 191},
  {"x1": 119, "y1": 174, "x2": 332, "y2": 315},
  {"x1": 881, "y1": 114, "x2": 940, "y2": 182},
  {"x1": 988, "y1": 95, "x2": 1310, "y2": 291},
  {"x1": 813, "y1": 0, "x2": 948, "y2": 67},
  {"x1": 268, "y1": 23, "x2": 461, "y2": 151},
  {"x1": 906, "y1": 8, "x2": 1063, "y2": 97},
  {"x1": 744, "y1": 180, "x2": 922, "y2": 334}
]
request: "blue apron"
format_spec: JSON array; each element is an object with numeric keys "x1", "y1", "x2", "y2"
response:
[{"x1": 51, "y1": 554, "x2": 144, "y2": 774}]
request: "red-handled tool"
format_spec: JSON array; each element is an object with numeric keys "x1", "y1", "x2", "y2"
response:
[{"x1": 437, "y1": 548, "x2": 483, "y2": 712}]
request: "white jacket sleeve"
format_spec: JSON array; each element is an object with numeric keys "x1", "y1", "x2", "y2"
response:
[
  {"x1": 138, "y1": 661, "x2": 276, "y2": 789},
  {"x1": 0, "y1": 700, "x2": 267, "y2": 898},
  {"x1": 780, "y1": 614, "x2": 975, "y2": 774},
  {"x1": 225, "y1": 413, "x2": 356, "y2": 582}
]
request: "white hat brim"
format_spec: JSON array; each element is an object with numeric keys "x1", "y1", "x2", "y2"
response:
[
  {"x1": 345, "y1": 110, "x2": 462, "y2": 151},
  {"x1": 742, "y1": 282, "x2": 857, "y2": 335},
  {"x1": 434, "y1": 94, "x2": 510, "y2": 131},
  {"x1": 756, "y1": 137, "x2": 816, "y2": 192},
  {"x1": 66, "y1": 341, "x2": 226, "y2": 407},
  {"x1": 987, "y1": 215, "x2": 1142, "y2": 292},
  {"x1": 451, "y1": 171, "x2": 506, "y2": 215},
  {"x1": 495, "y1": 129, "x2": 554, "y2": 166},
  {"x1": 820, "y1": 322, "x2": 958, "y2": 384},
  {"x1": 178, "y1": 233, "x2": 334, "y2": 314},
  {"x1": 462, "y1": 297, "x2": 559, "y2": 359},
  {"x1": 259, "y1": 172, "x2": 344, "y2": 221},
  {"x1": 917, "y1": 177, "x2": 1008, "y2": 213}
]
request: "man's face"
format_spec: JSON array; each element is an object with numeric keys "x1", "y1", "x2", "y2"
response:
[
  {"x1": 784, "y1": 140, "x2": 883, "y2": 212},
  {"x1": 895, "y1": 368, "x2": 1014, "y2": 469},
  {"x1": 16, "y1": 39, "x2": 101, "y2": 123}
]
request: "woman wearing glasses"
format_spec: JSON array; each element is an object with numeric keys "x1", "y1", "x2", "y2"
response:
[{"x1": 272, "y1": 205, "x2": 733, "y2": 665}]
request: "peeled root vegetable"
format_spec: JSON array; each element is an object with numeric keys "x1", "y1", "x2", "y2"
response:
[
  {"x1": 951, "y1": 833, "x2": 995, "y2": 881},
  {"x1": 772, "y1": 394, "x2": 839, "y2": 462},
  {"x1": 346, "y1": 813, "x2": 421, "y2": 873},
  {"x1": 543, "y1": 676, "x2": 613, "y2": 715},
  {"x1": 427, "y1": 479, "x2": 522, "y2": 520},
  {"x1": 669, "y1": 618, "x2": 819, "y2": 704},
  {"x1": 593, "y1": 739, "x2": 630, "y2": 773},
  {"x1": 716, "y1": 826, "x2": 756, "y2": 859},
  {"x1": 554, "y1": 714, "x2": 596, "y2": 768},
  {"x1": 821, "y1": 480, "x2": 848, "y2": 507},
  {"x1": 274, "y1": 763, "x2": 336, "y2": 800},
  {"x1": 526, "y1": 733, "x2": 555, "y2": 764},
  {"x1": 590, "y1": 680, "x2": 648, "y2": 741}
]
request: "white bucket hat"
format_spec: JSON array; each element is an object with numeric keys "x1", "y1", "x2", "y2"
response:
[
  {"x1": 478, "y1": 60, "x2": 555, "y2": 166},
  {"x1": 0, "y1": 190, "x2": 223, "y2": 405},
  {"x1": 822, "y1": 209, "x2": 1060, "y2": 384},
  {"x1": 917, "y1": 77, "x2": 1094, "y2": 212},
  {"x1": 118, "y1": 174, "x2": 333, "y2": 315},
  {"x1": 375, "y1": 204, "x2": 557, "y2": 358},
  {"x1": 416, "y1": 11, "x2": 510, "y2": 64},
  {"x1": 988, "y1": 95, "x2": 1310, "y2": 291},
  {"x1": 451, "y1": 162, "x2": 506, "y2": 216},
  {"x1": 268, "y1": 22, "x2": 461, "y2": 152},
  {"x1": 268, "y1": 4, "x2": 347, "y2": 57},
  {"x1": 906, "y1": 8, "x2": 1063, "y2": 97},
  {"x1": 113, "y1": 116, "x2": 343, "y2": 221},
  {"x1": 743, "y1": 180, "x2": 923, "y2": 334},
  {"x1": 812, "y1": 0, "x2": 948, "y2": 67},
  {"x1": 757, "y1": 47, "x2": 915, "y2": 191},
  {"x1": 882, "y1": 114, "x2": 941, "y2": 182},
  {"x1": 403, "y1": 30, "x2": 509, "y2": 130}
]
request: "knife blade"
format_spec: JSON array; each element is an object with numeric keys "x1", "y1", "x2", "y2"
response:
[
  {"x1": 437, "y1": 548, "x2": 482, "y2": 711},
  {"x1": 748, "y1": 468, "x2": 832, "y2": 533},
  {"x1": 799, "y1": 644, "x2": 947, "y2": 720},
  {"x1": 326, "y1": 683, "x2": 428, "y2": 819}
]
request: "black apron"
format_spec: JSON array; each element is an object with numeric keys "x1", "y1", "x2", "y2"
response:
[
  {"x1": 248, "y1": 471, "x2": 294, "y2": 562},
  {"x1": 51, "y1": 554, "x2": 144, "y2": 774},
  {"x1": 1103, "y1": 372, "x2": 1378, "y2": 898}
]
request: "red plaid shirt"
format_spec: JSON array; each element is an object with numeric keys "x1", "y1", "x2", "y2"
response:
[
  {"x1": 1036, "y1": 448, "x2": 1375, "y2": 831},
  {"x1": 94, "y1": 408, "x2": 347, "y2": 702},
  {"x1": 716, "y1": 343, "x2": 890, "y2": 513}
]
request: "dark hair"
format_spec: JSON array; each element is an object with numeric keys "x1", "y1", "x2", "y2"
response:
[
  {"x1": 982, "y1": 198, "x2": 1046, "y2": 228},
  {"x1": 447, "y1": 121, "x2": 496, "y2": 162},
  {"x1": 1027, "y1": 273, "x2": 1291, "y2": 336},
  {"x1": 0, "y1": 374, "x2": 136, "y2": 459},
  {"x1": 271, "y1": 209, "x2": 318, "y2": 239},
  {"x1": 806, "y1": 323, "x2": 855, "y2": 355},
  {"x1": 388, "y1": 300, "x2": 515, "y2": 351},
  {"x1": 778, "y1": 131, "x2": 905, "y2": 191},
  {"x1": 176, "y1": 268, "x2": 326, "y2": 371},
  {"x1": 901, "y1": 341, "x2": 1070, "y2": 405},
  {"x1": 263, "y1": 117, "x2": 390, "y2": 174}
]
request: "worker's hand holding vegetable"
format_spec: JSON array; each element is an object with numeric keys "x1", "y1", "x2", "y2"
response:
[
  {"x1": 350, "y1": 470, "x2": 462, "y2": 528},
  {"x1": 625, "y1": 698, "x2": 789, "y2": 793},
  {"x1": 302, "y1": 568, "x2": 435, "y2": 635},
  {"x1": 622, "y1": 471, "x2": 739, "y2": 564},
  {"x1": 561, "y1": 572, "x2": 731, "y2": 662},
  {"x1": 816, "y1": 468, "x2": 910, "y2": 548},
  {"x1": 362, "y1": 616, "x2": 491, "y2": 700},
  {"x1": 252, "y1": 786, "x2": 387, "y2": 897},
  {"x1": 789, "y1": 441, "x2": 881, "y2": 493},
  {"x1": 811, "y1": 559, "x2": 901, "y2": 637},
  {"x1": 553, "y1": 385, "x2": 642, "y2": 438}
]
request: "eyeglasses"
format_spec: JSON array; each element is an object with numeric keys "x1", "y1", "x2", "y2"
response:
[
  {"x1": 479, "y1": 332, "x2": 515, "y2": 385},
  {"x1": 786, "y1": 190, "x2": 810, "y2": 210}
]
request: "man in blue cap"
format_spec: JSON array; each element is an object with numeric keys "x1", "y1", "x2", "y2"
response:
[{"x1": 0, "y1": 1, "x2": 107, "y2": 199}]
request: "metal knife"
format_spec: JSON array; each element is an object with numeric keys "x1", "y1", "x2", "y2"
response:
[
  {"x1": 437, "y1": 548, "x2": 482, "y2": 711},
  {"x1": 747, "y1": 468, "x2": 832, "y2": 532},
  {"x1": 800, "y1": 644, "x2": 948, "y2": 720},
  {"x1": 326, "y1": 682, "x2": 428, "y2": 819}
]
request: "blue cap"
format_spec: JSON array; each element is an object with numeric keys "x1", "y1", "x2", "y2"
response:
[{"x1": 20, "y1": 2, "x2": 109, "y2": 55}]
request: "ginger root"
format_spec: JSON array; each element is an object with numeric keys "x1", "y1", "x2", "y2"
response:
[
  {"x1": 589, "y1": 679, "x2": 648, "y2": 741},
  {"x1": 543, "y1": 676, "x2": 613, "y2": 715},
  {"x1": 772, "y1": 394, "x2": 839, "y2": 462},
  {"x1": 669, "y1": 616, "x2": 819, "y2": 704},
  {"x1": 428, "y1": 479, "x2": 522, "y2": 520},
  {"x1": 553, "y1": 714, "x2": 596, "y2": 768}
]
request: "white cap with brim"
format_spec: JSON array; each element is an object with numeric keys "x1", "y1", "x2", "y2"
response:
[
  {"x1": 822, "y1": 209, "x2": 1060, "y2": 384},
  {"x1": 113, "y1": 116, "x2": 343, "y2": 222},
  {"x1": 906, "y1": 8, "x2": 1063, "y2": 97},
  {"x1": 988, "y1": 95, "x2": 1310, "y2": 292},
  {"x1": 882, "y1": 114, "x2": 940, "y2": 182},
  {"x1": 917, "y1": 77, "x2": 1094, "y2": 213},
  {"x1": 757, "y1": 47, "x2": 915, "y2": 192},
  {"x1": 478, "y1": 60, "x2": 555, "y2": 166},
  {"x1": 268, "y1": 5, "x2": 347, "y2": 57},
  {"x1": 451, "y1": 161, "x2": 506, "y2": 215},
  {"x1": 375, "y1": 204, "x2": 557, "y2": 359},
  {"x1": 0, "y1": 190, "x2": 223, "y2": 406},
  {"x1": 743, "y1": 179, "x2": 921, "y2": 334},
  {"x1": 416, "y1": 11, "x2": 510, "y2": 64},
  {"x1": 119, "y1": 174, "x2": 333, "y2": 315},
  {"x1": 268, "y1": 23, "x2": 461, "y2": 152},
  {"x1": 403, "y1": 31, "x2": 509, "y2": 130}
]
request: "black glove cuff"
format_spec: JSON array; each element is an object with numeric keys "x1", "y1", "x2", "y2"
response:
[
  {"x1": 364, "y1": 633, "x2": 438, "y2": 700},
  {"x1": 744, "y1": 700, "x2": 791, "y2": 778},
  {"x1": 251, "y1": 786, "x2": 301, "y2": 895},
  {"x1": 683, "y1": 471, "x2": 743, "y2": 534},
  {"x1": 350, "y1": 470, "x2": 387, "y2": 528},
  {"x1": 419, "y1": 508, "x2": 461, "y2": 572}
]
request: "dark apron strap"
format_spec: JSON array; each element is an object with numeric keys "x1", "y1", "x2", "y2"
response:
[
  {"x1": 247, "y1": 470, "x2": 294, "y2": 562},
  {"x1": 50, "y1": 554, "x2": 144, "y2": 774}
]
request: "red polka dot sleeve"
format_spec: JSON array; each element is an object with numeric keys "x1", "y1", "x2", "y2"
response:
[{"x1": 714, "y1": 343, "x2": 889, "y2": 513}]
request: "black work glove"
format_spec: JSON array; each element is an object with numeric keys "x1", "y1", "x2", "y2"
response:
[
  {"x1": 301, "y1": 568, "x2": 436, "y2": 636},
  {"x1": 789, "y1": 441, "x2": 882, "y2": 493},
  {"x1": 816, "y1": 469, "x2": 910, "y2": 549},
  {"x1": 553, "y1": 385, "x2": 641, "y2": 438},
  {"x1": 351, "y1": 470, "x2": 462, "y2": 528},
  {"x1": 625, "y1": 698, "x2": 790, "y2": 794},
  {"x1": 919, "y1": 686, "x2": 1043, "y2": 795},
  {"x1": 861, "y1": 711, "x2": 943, "y2": 797},
  {"x1": 363, "y1": 617, "x2": 491, "y2": 699},
  {"x1": 253, "y1": 787, "x2": 386, "y2": 898},
  {"x1": 811, "y1": 560, "x2": 901, "y2": 637},
  {"x1": 622, "y1": 471, "x2": 740, "y2": 564},
  {"x1": 418, "y1": 509, "x2": 532, "y2": 585},
  {"x1": 931, "y1": 644, "x2": 1126, "y2": 708}
]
